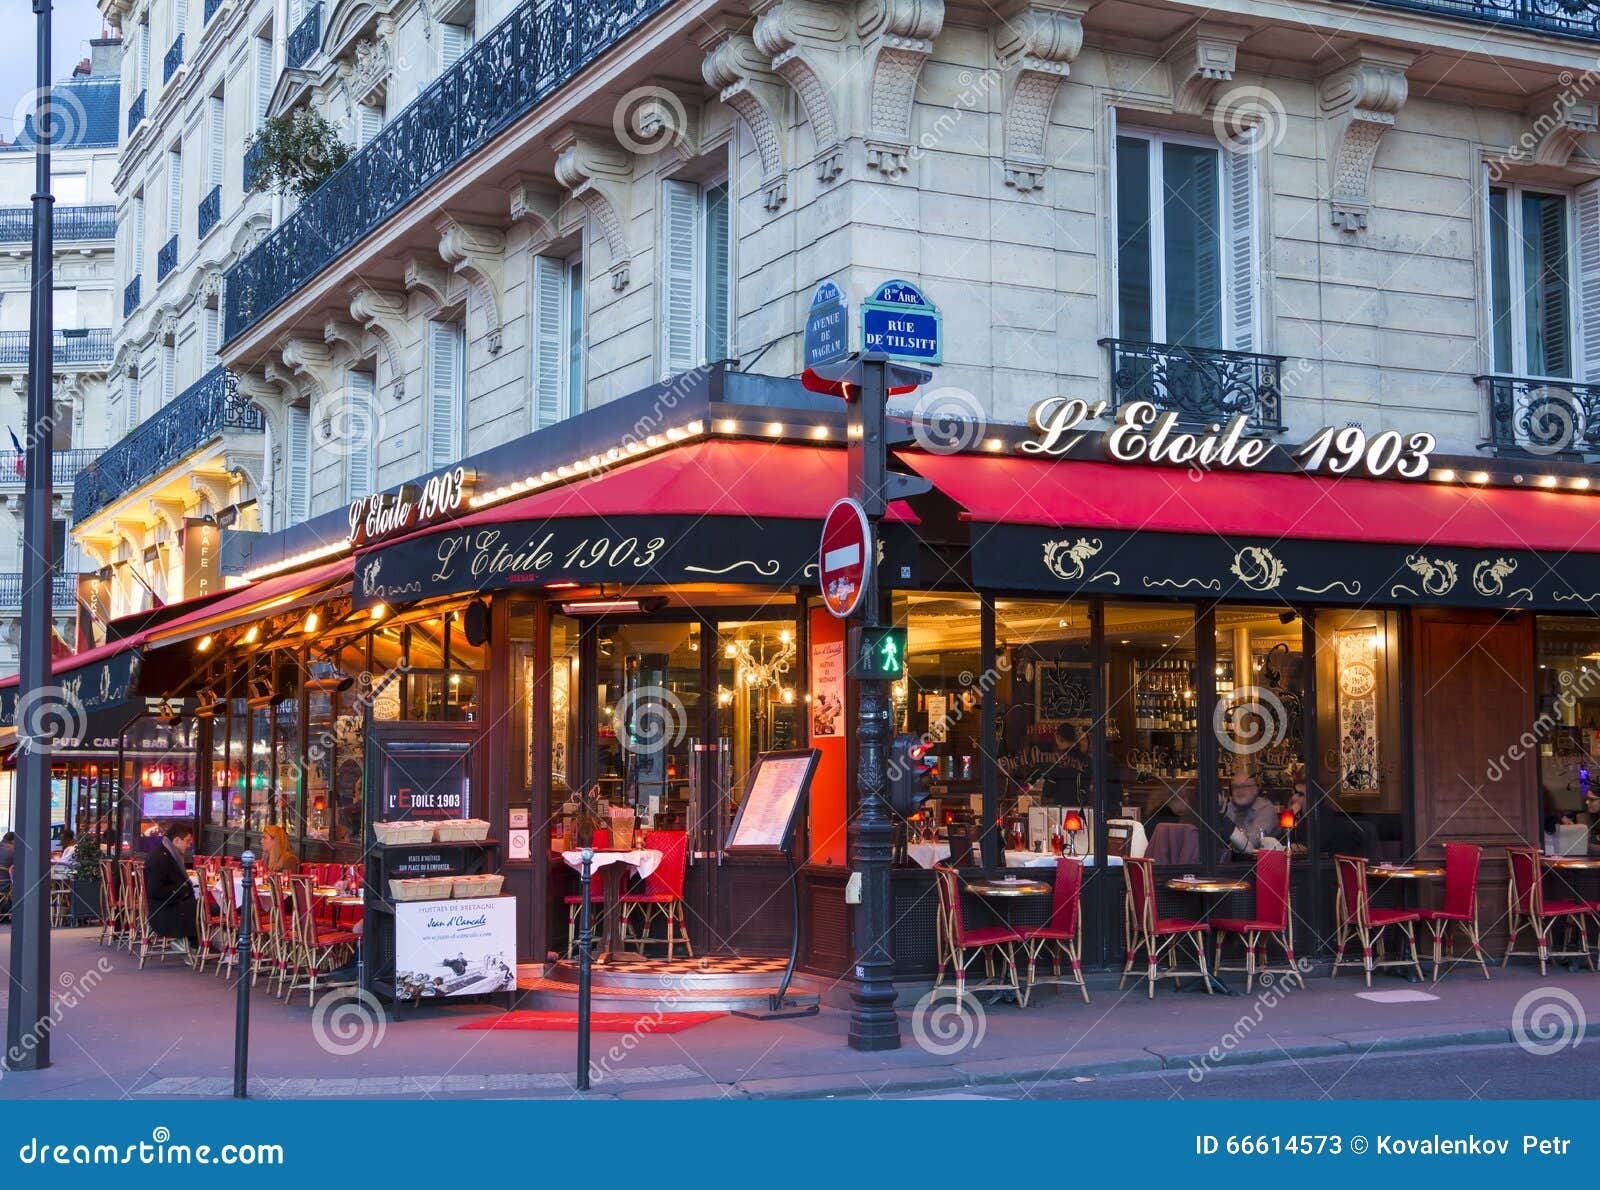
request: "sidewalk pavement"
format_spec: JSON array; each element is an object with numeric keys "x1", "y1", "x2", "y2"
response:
[{"x1": 2, "y1": 928, "x2": 1595, "y2": 1099}]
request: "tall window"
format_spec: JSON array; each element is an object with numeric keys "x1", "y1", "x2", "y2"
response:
[
  {"x1": 439, "y1": 20, "x2": 471, "y2": 71},
  {"x1": 426, "y1": 319, "x2": 464, "y2": 468},
  {"x1": 356, "y1": 102, "x2": 384, "y2": 146},
  {"x1": 254, "y1": 35, "x2": 273, "y2": 128},
  {"x1": 344, "y1": 368, "x2": 376, "y2": 501},
  {"x1": 285, "y1": 403, "x2": 311, "y2": 525},
  {"x1": 160, "y1": 340, "x2": 176, "y2": 404},
  {"x1": 166, "y1": 147, "x2": 183, "y2": 245},
  {"x1": 1489, "y1": 185, "x2": 1573, "y2": 378},
  {"x1": 203, "y1": 303, "x2": 222, "y2": 366},
  {"x1": 660, "y1": 178, "x2": 731, "y2": 375},
  {"x1": 531, "y1": 254, "x2": 583, "y2": 427},
  {"x1": 207, "y1": 92, "x2": 226, "y2": 192},
  {"x1": 130, "y1": 193, "x2": 145, "y2": 279},
  {"x1": 52, "y1": 288, "x2": 78, "y2": 330},
  {"x1": 53, "y1": 173, "x2": 86, "y2": 205},
  {"x1": 1114, "y1": 127, "x2": 1256, "y2": 351}
]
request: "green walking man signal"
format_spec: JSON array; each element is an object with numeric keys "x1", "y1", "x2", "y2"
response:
[{"x1": 847, "y1": 625, "x2": 907, "y2": 679}]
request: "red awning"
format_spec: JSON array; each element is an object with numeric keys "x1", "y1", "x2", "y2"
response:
[
  {"x1": 0, "y1": 632, "x2": 150, "y2": 691},
  {"x1": 144, "y1": 556, "x2": 353, "y2": 647},
  {"x1": 376, "y1": 440, "x2": 916, "y2": 551},
  {"x1": 901, "y1": 453, "x2": 1600, "y2": 555}
]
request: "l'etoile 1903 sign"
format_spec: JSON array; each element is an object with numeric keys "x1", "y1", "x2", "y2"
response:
[
  {"x1": 347, "y1": 467, "x2": 473, "y2": 546},
  {"x1": 1020, "y1": 398, "x2": 1437, "y2": 480}
]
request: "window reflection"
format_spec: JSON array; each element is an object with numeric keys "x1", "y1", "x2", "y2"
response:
[
  {"x1": 1313, "y1": 609, "x2": 1402, "y2": 860},
  {"x1": 1536, "y1": 616, "x2": 1600, "y2": 856},
  {"x1": 717, "y1": 619, "x2": 800, "y2": 826},
  {"x1": 1215, "y1": 607, "x2": 1304, "y2": 857}
]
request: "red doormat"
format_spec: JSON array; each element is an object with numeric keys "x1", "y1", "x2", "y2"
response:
[{"x1": 459, "y1": 1011, "x2": 722, "y2": 1034}]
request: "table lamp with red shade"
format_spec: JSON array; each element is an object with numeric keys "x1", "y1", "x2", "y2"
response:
[
  {"x1": 1064, "y1": 811, "x2": 1084, "y2": 855},
  {"x1": 1279, "y1": 808, "x2": 1296, "y2": 834}
]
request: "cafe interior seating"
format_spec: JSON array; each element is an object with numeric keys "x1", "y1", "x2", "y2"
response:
[
  {"x1": 1414, "y1": 842, "x2": 1491, "y2": 981},
  {"x1": 1210, "y1": 849, "x2": 1302, "y2": 993},
  {"x1": 1331, "y1": 854, "x2": 1424, "y2": 985},
  {"x1": 933, "y1": 864, "x2": 1023, "y2": 1000},
  {"x1": 1504, "y1": 846, "x2": 1595, "y2": 976},
  {"x1": 1120, "y1": 855, "x2": 1212, "y2": 998}
]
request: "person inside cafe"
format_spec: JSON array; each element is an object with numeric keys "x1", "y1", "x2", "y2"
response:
[
  {"x1": 260, "y1": 824, "x2": 299, "y2": 875},
  {"x1": 53, "y1": 829, "x2": 75, "y2": 861},
  {"x1": 1221, "y1": 772, "x2": 1279, "y2": 853},
  {"x1": 144, "y1": 823, "x2": 198, "y2": 951},
  {"x1": 1041, "y1": 723, "x2": 1092, "y2": 806}
]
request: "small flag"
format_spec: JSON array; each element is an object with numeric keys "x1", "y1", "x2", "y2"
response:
[{"x1": 7, "y1": 428, "x2": 22, "y2": 478}]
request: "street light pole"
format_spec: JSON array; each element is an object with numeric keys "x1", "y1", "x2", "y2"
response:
[{"x1": 6, "y1": 0, "x2": 57, "y2": 1072}]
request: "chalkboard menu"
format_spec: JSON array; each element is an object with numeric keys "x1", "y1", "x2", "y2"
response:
[
  {"x1": 726, "y1": 749, "x2": 819, "y2": 854},
  {"x1": 375, "y1": 738, "x2": 472, "y2": 822}
]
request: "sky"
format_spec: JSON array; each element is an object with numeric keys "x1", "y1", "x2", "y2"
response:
[{"x1": 0, "y1": 0, "x2": 114, "y2": 143}]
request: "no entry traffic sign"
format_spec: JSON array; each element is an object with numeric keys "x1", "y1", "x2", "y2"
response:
[{"x1": 819, "y1": 498, "x2": 872, "y2": 619}]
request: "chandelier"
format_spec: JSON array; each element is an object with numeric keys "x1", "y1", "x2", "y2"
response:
[{"x1": 720, "y1": 629, "x2": 796, "y2": 705}]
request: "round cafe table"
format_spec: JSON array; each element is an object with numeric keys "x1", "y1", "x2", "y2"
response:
[
  {"x1": 1167, "y1": 877, "x2": 1252, "y2": 994},
  {"x1": 1544, "y1": 856, "x2": 1600, "y2": 870},
  {"x1": 960, "y1": 878, "x2": 1051, "y2": 1005},
  {"x1": 561, "y1": 848, "x2": 662, "y2": 963},
  {"x1": 1367, "y1": 865, "x2": 1442, "y2": 980}
]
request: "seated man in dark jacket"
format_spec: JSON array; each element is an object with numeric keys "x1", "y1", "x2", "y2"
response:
[{"x1": 144, "y1": 824, "x2": 198, "y2": 949}]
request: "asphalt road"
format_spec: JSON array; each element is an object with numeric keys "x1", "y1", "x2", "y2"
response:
[{"x1": 899, "y1": 1041, "x2": 1597, "y2": 1100}]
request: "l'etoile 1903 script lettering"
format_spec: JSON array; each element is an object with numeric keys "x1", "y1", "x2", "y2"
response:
[{"x1": 431, "y1": 528, "x2": 666, "y2": 584}]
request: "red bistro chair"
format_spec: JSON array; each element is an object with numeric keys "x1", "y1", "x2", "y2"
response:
[
  {"x1": 1120, "y1": 856, "x2": 1212, "y2": 998},
  {"x1": 622, "y1": 830, "x2": 693, "y2": 960},
  {"x1": 1018, "y1": 857, "x2": 1089, "y2": 1006},
  {"x1": 282, "y1": 876, "x2": 359, "y2": 1006},
  {"x1": 1415, "y1": 842, "x2": 1490, "y2": 981},
  {"x1": 1332, "y1": 855, "x2": 1423, "y2": 985},
  {"x1": 562, "y1": 829, "x2": 616, "y2": 958},
  {"x1": 1211, "y1": 849, "x2": 1304, "y2": 993},
  {"x1": 1505, "y1": 846, "x2": 1594, "y2": 976},
  {"x1": 933, "y1": 865, "x2": 1023, "y2": 1001}
]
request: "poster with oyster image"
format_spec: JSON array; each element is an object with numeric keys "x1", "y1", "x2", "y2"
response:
[{"x1": 394, "y1": 898, "x2": 517, "y2": 999}]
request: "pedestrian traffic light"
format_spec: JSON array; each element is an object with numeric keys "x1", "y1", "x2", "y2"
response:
[
  {"x1": 887, "y1": 732, "x2": 936, "y2": 819},
  {"x1": 847, "y1": 624, "x2": 907, "y2": 679}
]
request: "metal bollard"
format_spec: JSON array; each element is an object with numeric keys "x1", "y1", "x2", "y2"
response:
[
  {"x1": 576, "y1": 846, "x2": 593, "y2": 1092},
  {"x1": 234, "y1": 851, "x2": 254, "y2": 1100}
]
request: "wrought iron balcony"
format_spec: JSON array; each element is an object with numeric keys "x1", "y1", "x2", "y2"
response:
[
  {"x1": 204, "y1": 0, "x2": 224, "y2": 22},
  {"x1": 127, "y1": 88, "x2": 146, "y2": 135},
  {"x1": 225, "y1": 0, "x2": 671, "y2": 341},
  {"x1": 198, "y1": 185, "x2": 222, "y2": 240},
  {"x1": 157, "y1": 234, "x2": 179, "y2": 281},
  {"x1": 286, "y1": 2, "x2": 323, "y2": 70},
  {"x1": 163, "y1": 34, "x2": 185, "y2": 83},
  {"x1": 0, "y1": 449, "x2": 103, "y2": 487},
  {"x1": 0, "y1": 329, "x2": 113, "y2": 369},
  {"x1": 0, "y1": 204, "x2": 116, "y2": 244},
  {"x1": 1351, "y1": 0, "x2": 1600, "y2": 39},
  {"x1": 0, "y1": 573, "x2": 77, "y2": 610},
  {"x1": 123, "y1": 275, "x2": 141, "y2": 317},
  {"x1": 1099, "y1": 338, "x2": 1286, "y2": 432},
  {"x1": 243, "y1": 139, "x2": 266, "y2": 191},
  {"x1": 1478, "y1": 374, "x2": 1600, "y2": 457},
  {"x1": 73, "y1": 366, "x2": 263, "y2": 522}
]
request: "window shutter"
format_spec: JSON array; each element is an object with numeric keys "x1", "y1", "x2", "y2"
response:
[
  {"x1": 53, "y1": 289, "x2": 78, "y2": 330},
  {"x1": 661, "y1": 179, "x2": 699, "y2": 375},
  {"x1": 132, "y1": 195, "x2": 144, "y2": 273},
  {"x1": 255, "y1": 39, "x2": 273, "y2": 126},
  {"x1": 532, "y1": 255, "x2": 565, "y2": 429},
  {"x1": 138, "y1": 26, "x2": 150, "y2": 87},
  {"x1": 161, "y1": 343, "x2": 176, "y2": 404},
  {"x1": 1578, "y1": 181, "x2": 1600, "y2": 382},
  {"x1": 1536, "y1": 194, "x2": 1571, "y2": 378},
  {"x1": 286, "y1": 404, "x2": 310, "y2": 525},
  {"x1": 567, "y1": 259, "x2": 585, "y2": 417},
  {"x1": 358, "y1": 104, "x2": 383, "y2": 147},
  {"x1": 1225, "y1": 138, "x2": 1259, "y2": 354},
  {"x1": 167, "y1": 151, "x2": 182, "y2": 236},
  {"x1": 204, "y1": 305, "x2": 220, "y2": 365},
  {"x1": 175, "y1": 0, "x2": 188, "y2": 36},
  {"x1": 346, "y1": 371, "x2": 375, "y2": 500},
  {"x1": 440, "y1": 23, "x2": 469, "y2": 70},
  {"x1": 208, "y1": 96, "x2": 226, "y2": 187},
  {"x1": 703, "y1": 182, "x2": 731, "y2": 362},
  {"x1": 427, "y1": 321, "x2": 462, "y2": 469}
]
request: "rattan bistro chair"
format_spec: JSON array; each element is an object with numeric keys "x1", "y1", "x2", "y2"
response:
[
  {"x1": 1331, "y1": 854, "x2": 1424, "y2": 986},
  {"x1": 97, "y1": 858, "x2": 124, "y2": 948},
  {"x1": 933, "y1": 865, "x2": 1023, "y2": 1001},
  {"x1": 1018, "y1": 857, "x2": 1090, "y2": 1006},
  {"x1": 1211, "y1": 849, "x2": 1304, "y2": 993},
  {"x1": 1415, "y1": 842, "x2": 1491, "y2": 982},
  {"x1": 1120, "y1": 856, "x2": 1212, "y2": 998},
  {"x1": 1505, "y1": 846, "x2": 1594, "y2": 976}
]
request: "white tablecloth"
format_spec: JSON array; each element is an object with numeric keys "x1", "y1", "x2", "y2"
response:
[
  {"x1": 905, "y1": 833, "x2": 1142, "y2": 870},
  {"x1": 190, "y1": 872, "x2": 244, "y2": 907},
  {"x1": 561, "y1": 849, "x2": 662, "y2": 881}
]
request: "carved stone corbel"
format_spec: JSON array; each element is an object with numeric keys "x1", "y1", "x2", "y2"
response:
[
  {"x1": 995, "y1": 1, "x2": 1085, "y2": 193},
  {"x1": 1164, "y1": 21, "x2": 1247, "y2": 116},
  {"x1": 753, "y1": 0, "x2": 848, "y2": 184},
  {"x1": 858, "y1": 0, "x2": 945, "y2": 180},
  {"x1": 437, "y1": 218, "x2": 507, "y2": 354},
  {"x1": 1319, "y1": 47, "x2": 1414, "y2": 233},
  {"x1": 276, "y1": 338, "x2": 340, "y2": 404},
  {"x1": 508, "y1": 177, "x2": 563, "y2": 249},
  {"x1": 551, "y1": 126, "x2": 635, "y2": 292},
  {"x1": 701, "y1": 21, "x2": 790, "y2": 212},
  {"x1": 324, "y1": 318, "x2": 363, "y2": 356},
  {"x1": 349, "y1": 286, "x2": 411, "y2": 399},
  {"x1": 147, "y1": 497, "x2": 188, "y2": 536},
  {"x1": 1528, "y1": 87, "x2": 1600, "y2": 168},
  {"x1": 403, "y1": 256, "x2": 451, "y2": 310}
]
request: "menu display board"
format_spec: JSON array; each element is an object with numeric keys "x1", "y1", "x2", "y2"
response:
[
  {"x1": 393, "y1": 897, "x2": 516, "y2": 999},
  {"x1": 141, "y1": 791, "x2": 193, "y2": 818},
  {"x1": 726, "y1": 749, "x2": 820, "y2": 854}
]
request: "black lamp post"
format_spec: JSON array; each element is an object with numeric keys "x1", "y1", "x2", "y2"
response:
[{"x1": 5, "y1": 0, "x2": 57, "y2": 1073}]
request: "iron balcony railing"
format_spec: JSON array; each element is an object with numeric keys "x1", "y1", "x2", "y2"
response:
[
  {"x1": 286, "y1": 2, "x2": 323, "y2": 70},
  {"x1": 127, "y1": 88, "x2": 146, "y2": 135},
  {"x1": 225, "y1": 0, "x2": 670, "y2": 341},
  {"x1": 0, "y1": 449, "x2": 103, "y2": 486},
  {"x1": 163, "y1": 34, "x2": 184, "y2": 82},
  {"x1": 1350, "y1": 0, "x2": 1600, "y2": 39},
  {"x1": 243, "y1": 139, "x2": 266, "y2": 190},
  {"x1": 1478, "y1": 374, "x2": 1600, "y2": 457},
  {"x1": 205, "y1": 0, "x2": 224, "y2": 22},
  {"x1": 0, "y1": 204, "x2": 116, "y2": 244},
  {"x1": 0, "y1": 329, "x2": 113, "y2": 368},
  {"x1": 198, "y1": 185, "x2": 222, "y2": 240},
  {"x1": 157, "y1": 234, "x2": 179, "y2": 281},
  {"x1": 123, "y1": 276, "x2": 141, "y2": 317},
  {"x1": 1100, "y1": 338, "x2": 1286, "y2": 432},
  {"x1": 73, "y1": 366, "x2": 264, "y2": 522},
  {"x1": 0, "y1": 573, "x2": 77, "y2": 609}
]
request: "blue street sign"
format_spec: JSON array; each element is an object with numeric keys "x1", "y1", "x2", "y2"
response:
[
  {"x1": 804, "y1": 280, "x2": 850, "y2": 368},
  {"x1": 860, "y1": 279, "x2": 941, "y2": 364}
]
